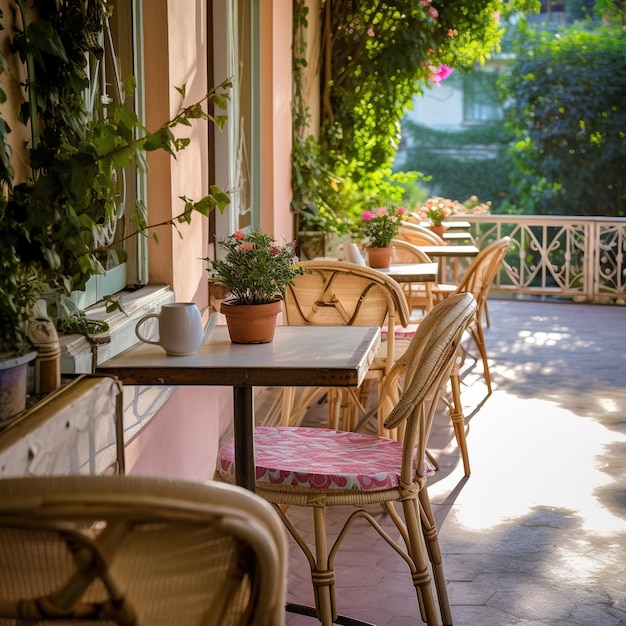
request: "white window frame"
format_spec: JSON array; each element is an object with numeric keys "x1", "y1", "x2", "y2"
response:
[{"x1": 211, "y1": 0, "x2": 260, "y2": 247}]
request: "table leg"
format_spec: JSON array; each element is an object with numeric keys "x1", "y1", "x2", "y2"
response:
[{"x1": 233, "y1": 386, "x2": 256, "y2": 492}]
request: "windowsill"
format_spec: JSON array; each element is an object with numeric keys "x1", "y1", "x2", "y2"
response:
[{"x1": 60, "y1": 285, "x2": 176, "y2": 374}]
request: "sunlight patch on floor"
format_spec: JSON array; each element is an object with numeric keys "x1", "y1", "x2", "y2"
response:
[{"x1": 436, "y1": 391, "x2": 626, "y2": 535}]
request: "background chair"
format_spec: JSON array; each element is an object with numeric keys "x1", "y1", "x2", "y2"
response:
[
  {"x1": 272, "y1": 260, "x2": 411, "y2": 436},
  {"x1": 387, "y1": 237, "x2": 510, "y2": 476},
  {"x1": 0, "y1": 475, "x2": 288, "y2": 626},
  {"x1": 216, "y1": 293, "x2": 477, "y2": 626},
  {"x1": 433, "y1": 236, "x2": 510, "y2": 394}
]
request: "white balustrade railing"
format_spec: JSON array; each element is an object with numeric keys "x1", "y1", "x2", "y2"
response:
[{"x1": 460, "y1": 215, "x2": 626, "y2": 303}]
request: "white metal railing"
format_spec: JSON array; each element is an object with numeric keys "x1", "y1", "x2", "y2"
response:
[{"x1": 459, "y1": 215, "x2": 626, "y2": 303}]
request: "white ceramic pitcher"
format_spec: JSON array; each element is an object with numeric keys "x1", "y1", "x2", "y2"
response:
[{"x1": 135, "y1": 302, "x2": 216, "y2": 356}]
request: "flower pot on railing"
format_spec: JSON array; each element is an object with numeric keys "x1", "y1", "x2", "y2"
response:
[{"x1": 428, "y1": 224, "x2": 448, "y2": 238}]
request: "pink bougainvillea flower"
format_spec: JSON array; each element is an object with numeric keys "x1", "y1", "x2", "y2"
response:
[
  {"x1": 431, "y1": 64, "x2": 454, "y2": 86},
  {"x1": 428, "y1": 6, "x2": 439, "y2": 18},
  {"x1": 362, "y1": 210, "x2": 373, "y2": 222},
  {"x1": 234, "y1": 229, "x2": 245, "y2": 240}
]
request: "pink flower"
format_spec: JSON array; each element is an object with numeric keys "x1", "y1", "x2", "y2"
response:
[
  {"x1": 367, "y1": 27, "x2": 375, "y2": 37},
  {"x1": 238, "y1": 241, "x2": 255, "y2": 252},
  {"x1": 362, "y1": 210, "x2": 373, "y2": 222},
  {"x1": 397, "y1": 207, "x2": 406, "y2": 216},
  {"x1": 428, "y1": 6, "x2": 439, "y2": 18},
  {"x1": 234, "y1": 230, "x2": 245, "y2": 240},
  {"x1": 374, "y1": 207, "x2": 388, "y2": 217},
  {"x1": 431, "y1": 64, "x2": 453, "y2": 86},
  {"x1": 270, "y1": 246, "x2": 281, "y2": 255}
]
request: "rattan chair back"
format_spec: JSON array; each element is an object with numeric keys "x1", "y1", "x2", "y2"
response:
[
  {"x1": 0, "y1": 476, "x2": 287, "y2": 626},
  {"x1": 285, "y1": 260, "x2": 410, "y2": 329}
]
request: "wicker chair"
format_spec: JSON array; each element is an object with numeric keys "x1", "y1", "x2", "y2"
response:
[
  {"x1": 386, "y1": 238, "x2": 510, "y2": 476},
  {"x1": 433, "y1": 236, "x2": 510, "y2": 395},
  {"x1": 216, "y1": 293, "x2": 477, "y2": 626},
  {"x1": 0, "y1": 475, "x2": 288, "y2": 626},
  {"x1": 273, "y1": 260, "x2": 411, "y2": 436}
]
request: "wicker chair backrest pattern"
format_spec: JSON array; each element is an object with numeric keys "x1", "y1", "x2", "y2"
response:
[{"x1": 0, "y1": 476, "x2": 287, "y2": 626}]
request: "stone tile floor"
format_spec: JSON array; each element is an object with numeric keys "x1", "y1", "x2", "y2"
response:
[{"x1": 276, "y1": 297, "x2": 626, "y2": 625}]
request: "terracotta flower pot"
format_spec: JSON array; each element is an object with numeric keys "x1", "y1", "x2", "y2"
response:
[
  {"x1": 367, "y1": 247, "x2": 393, "y2": 269},
  {"x1": 221, "y1": 301, "x2": 283, "y2": 344},
  {"x1": 428, "y1": 224, "x2": 448, "y2": 238}
]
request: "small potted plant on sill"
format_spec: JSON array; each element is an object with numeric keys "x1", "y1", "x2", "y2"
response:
[
  {"x1": 205, "y1": 230, "x2": 307, "y2": 344},
  {"x1": 358, "y1": 206, "x2": 406, "y2": 268}
]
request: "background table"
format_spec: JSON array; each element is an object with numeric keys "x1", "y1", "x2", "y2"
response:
[
  {"x1": 377, "y1": 262, "x2": 438, "y2": 284},
  {"x1": 416, "y1": 244, "x2": 479, "y2": 281},
  {"x1": 97, "y1": 325, "x2": 381, "y2": 491}
]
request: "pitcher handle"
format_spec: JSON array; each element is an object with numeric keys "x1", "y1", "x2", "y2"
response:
[{"x1": 135, "y1": 313, "x2": 161, "y2": 345}]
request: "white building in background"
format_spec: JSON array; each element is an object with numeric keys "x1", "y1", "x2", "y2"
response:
[{"x1": 395, "y1": 54, "x2": 513, "y2": 169}]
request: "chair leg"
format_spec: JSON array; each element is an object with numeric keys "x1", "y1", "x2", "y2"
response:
[
  {"x1": 327, "y1": 388, "x2": 341, "y2": 430},
  {"x1": 400, "y1": 499, "x2": 441, "y2": 625},
  {"x1": 483, "y1": 299, "x2": 491, "y2": 328},
  {"x1": 449, "y1": 361, "x2": 470, "y2": 476},
  {"x1": 470, "y1": 321, "x2": 492, "y2": 394},
  {"x1": 312, "y1": 506, "x2": 337, "y2": 625},
  {"x1": 419, "y1": 489, "x2": 453, "y2": 626},
  {"x1": 280, "y1": 387, "x2": 296, "y2": 426}
]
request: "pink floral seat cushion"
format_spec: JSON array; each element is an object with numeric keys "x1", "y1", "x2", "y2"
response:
[
  {"x1": 381, "y1": 323, "x2": 421, "y2": 342},
  {"x1": 217, "y1": 427, "x2": 433, "y2": 491}
]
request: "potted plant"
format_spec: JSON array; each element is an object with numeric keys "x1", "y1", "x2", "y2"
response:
[
  {"x1": 358, "y1": 206, "x2": 406, "y2": 268},
  {"x1": 415, "y1": 197, "x2": 463, "y2": 236},
  {"x1": 0, "y1": 3, "x2": 230, "y2": 419},
  {"x1": 205, "y1": 230, "x2": 307, "y2": 343},
  {"x1": 297, "y1": 205, "x2": 353, "y2": 260}
]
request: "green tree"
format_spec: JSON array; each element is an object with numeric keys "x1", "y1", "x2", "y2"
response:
[{"x1": 502, "y1": 22, "x2": 626, "y2": 216}]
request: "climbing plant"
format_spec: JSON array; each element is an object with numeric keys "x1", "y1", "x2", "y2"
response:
[
  {"x1": 0, "y1": 0, "x2": 230, "y2": 353},
  {"x1": 292, "y1": 0, "x2": 539, "y2": 228}
]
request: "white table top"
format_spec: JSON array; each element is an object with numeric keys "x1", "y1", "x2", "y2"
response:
[
  {"x1": 416, "y1": 244, "x2": 479, "y2": 258},
  {"x1": 97, "y1": 325, "x2": 381, "y2": 389}
]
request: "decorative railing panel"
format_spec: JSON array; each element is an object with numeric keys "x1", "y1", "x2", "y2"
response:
[{"x1": 462, "y1": 216, "x2": 626, "y2": 303}]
